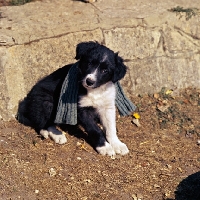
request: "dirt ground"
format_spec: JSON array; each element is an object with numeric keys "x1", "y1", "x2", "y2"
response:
[{"x1": 0, "y1": 88, "x2": 199, "y2": 200}]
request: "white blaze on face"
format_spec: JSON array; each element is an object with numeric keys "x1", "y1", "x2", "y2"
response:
[{"x1": 83, "y1": 68, "x2": 98, "y2": 88}]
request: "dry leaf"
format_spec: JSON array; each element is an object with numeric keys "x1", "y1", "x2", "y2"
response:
[
  {"x1": 165, "y1": 89, "x2": 173, "y2": 95},
  {"x1": 133, "y1": 112, "x2": 140, "y2": 119}
]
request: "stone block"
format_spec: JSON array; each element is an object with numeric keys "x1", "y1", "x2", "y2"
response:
[
  {"x1": 121, "y1": 55, "x2": 200, "y2": 96},
  {"x1": 0, "y1": 0, "x2": 200, "y2": 120},
  {"x1": 0, "y1": 29, "x2": 103, "y2": 120}
]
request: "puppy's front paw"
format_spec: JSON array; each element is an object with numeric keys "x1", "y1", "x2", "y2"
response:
[
  {"x1": 47, "y1": 126, "x2": 67, "y2": 144},
  {"x1": 49, "y1": 133, "x2": 67, "y2": 144},
  {"x1": 96, "y1": 142, "x2": 115, "y2": 156},
  {"x1": 110, "y1": 140, "x2": 129, "y2": 155}
]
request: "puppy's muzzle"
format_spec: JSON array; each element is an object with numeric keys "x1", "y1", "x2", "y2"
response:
[{"x1": 86, "y1": 77, "x2": 95, "y2": 86}]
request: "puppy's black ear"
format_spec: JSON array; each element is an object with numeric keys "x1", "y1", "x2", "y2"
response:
[
  {"x1": 112, "y1": 53, "x2": 127, "y2": 83},
  {"x1": 75, "y1": 41, "x2": 99, "y2": 60}
]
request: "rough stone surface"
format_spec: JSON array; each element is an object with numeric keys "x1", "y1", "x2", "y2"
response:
[{"x1": 0, "y1": 0, "x2": 200, "y2": 120}]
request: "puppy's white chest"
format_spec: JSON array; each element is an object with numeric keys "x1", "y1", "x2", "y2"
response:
[{"x1": 79, "y1": 82, "x2": 116, "y2": 109}]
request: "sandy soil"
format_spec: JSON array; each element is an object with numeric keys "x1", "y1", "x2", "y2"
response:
[{"x1": 0, "y1": 88, "x2": 199, "y2": 200}]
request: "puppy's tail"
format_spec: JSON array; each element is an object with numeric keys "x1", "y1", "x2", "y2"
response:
[{"x1": 16, "y1": 99, "x2": 32, "y2": 126}]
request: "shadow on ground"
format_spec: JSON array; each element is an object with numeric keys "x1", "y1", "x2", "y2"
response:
[{"x1": 167, "y1": 171, "x2": 200, "y2": 200}]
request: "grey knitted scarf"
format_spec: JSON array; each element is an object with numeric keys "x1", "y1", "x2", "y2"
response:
[{"x1": 54, "y1": 62, "x2": 136, "y2": 125}]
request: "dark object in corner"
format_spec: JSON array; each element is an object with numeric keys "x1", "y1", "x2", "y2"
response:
[{"x1": 175, "y1": 171, "x2": 200, "y2": 200}]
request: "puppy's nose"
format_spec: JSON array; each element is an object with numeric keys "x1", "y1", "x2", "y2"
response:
[{"x1": 86, "y1": 78, "x2": 95, "y2": 86}]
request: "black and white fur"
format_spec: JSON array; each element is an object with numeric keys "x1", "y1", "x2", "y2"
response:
[{"x1": 17, "y1": 41, "x2": 129, "y2": 156}]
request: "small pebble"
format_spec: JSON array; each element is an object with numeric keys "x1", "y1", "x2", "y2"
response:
[
  {"x1": 84, "y1": 179, "x2": 91, "y2": 183},
  {"x1": 132, "y1": 118, "x2": 141, "y2": 127},
  {"x1": 166, "y1": 164, "x2": 172, "y2": 170},
  {"x1": 154, "y1": 184, "x2": 161, "y2": 188},
  {"x1": 76, "y1": 142, "x2": 82, "y2": 146},
  {"x1": 177, "y1": 167, "x2": 183, "y2": 172},
  {"x1": 49, "y1": 168, "x2": 57, "y2": 177},
  {"x1": 154, "y1": 93, "x2": 159, "y2": 99},
  {"x1": 137, "y1": 193, "x2": 143, "y2": 199},
  {"x1": 131, "y1": 194, "x2": 137, "y2": 200}
]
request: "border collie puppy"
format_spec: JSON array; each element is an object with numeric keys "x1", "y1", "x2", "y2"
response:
[{"x1": 17, "y1": 41, "x2": 129, "y2": 156}]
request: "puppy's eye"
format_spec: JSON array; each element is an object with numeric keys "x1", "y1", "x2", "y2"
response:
[{"x1": 102, "y1": 69, "x2": 108, "y2": 74}]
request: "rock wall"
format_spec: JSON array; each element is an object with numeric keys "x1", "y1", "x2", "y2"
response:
[{"x1": 0, "y1": 0, "x2": 200, "y2": 120}]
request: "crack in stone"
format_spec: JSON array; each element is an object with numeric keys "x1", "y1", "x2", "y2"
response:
[{"x1": 174, "y1": 26, "x2": 200, "y2": 41}]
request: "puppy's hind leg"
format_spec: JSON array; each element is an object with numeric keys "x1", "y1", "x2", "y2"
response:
[
  {"x1": 40, "y1": 126, "x2": 67, "y2": 144},
  {"x1": 40, "y1": 129, "x2": 50, "y2": 139}
]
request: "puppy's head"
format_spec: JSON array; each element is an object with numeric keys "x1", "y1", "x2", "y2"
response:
[{"x1": 75, "y1": 41, "x2": 127, "y2": 89}]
